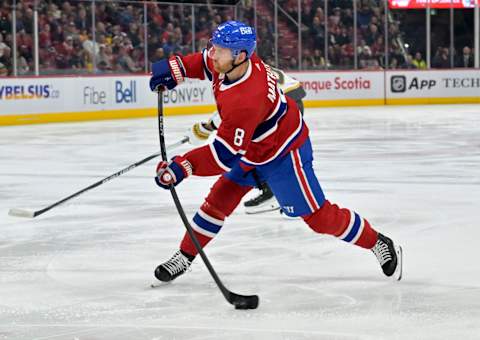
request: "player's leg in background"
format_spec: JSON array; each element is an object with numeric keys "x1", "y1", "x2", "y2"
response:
[
  {"x1": 244, "y1": 172, "x2": 280, "y2": 214},
  {"x1": 154, "y1": 175, "x2": 252, "y2": 282},
  {"x1": 264, "y1": 138, "x2": 402, "y2": 280}
]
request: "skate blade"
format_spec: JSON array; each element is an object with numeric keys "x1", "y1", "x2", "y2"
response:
[
  {"x1": 244, "y1": 196, "x2": 280, "y2": 215},
  {"x1": 393, "y1": 245, "x2": 403, "y2": 281},
  {"x1": 245, "y1": 201, "x2": 280, "y2": 215},
  {"x1": 245, "y1": 205, "x2": 280, "y2": 214}
]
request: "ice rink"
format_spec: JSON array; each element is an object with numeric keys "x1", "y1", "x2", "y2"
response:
[{"x1": 1, "y1": 105, "x2": 480, "y2": 340}]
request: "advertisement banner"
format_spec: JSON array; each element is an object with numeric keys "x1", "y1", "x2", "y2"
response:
[
  {"x1": 386, "y1": 69, "x2": 480, "y2": 102},
  {"x1": 288, "y1": 71, "x2": 385, "y2": 105},
  {"x1": 389, "y1": 0, "x2": 478, "y2": 9},
  {"x1": 2, "y1": 70, "x2": 480, "y2": 125},
  {"x1": 0, "y1": 75, "x2": 214, "y2": 116}
]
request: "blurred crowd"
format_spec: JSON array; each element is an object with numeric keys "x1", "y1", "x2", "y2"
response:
[
  {"x1": 0, "y1": 0, "x2": 240, "y2": 75},
  {"x1": 0, "y1": 0, "x2": 475, "y2": 76}
]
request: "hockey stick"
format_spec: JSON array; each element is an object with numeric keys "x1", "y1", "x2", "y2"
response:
[
  {"x1": 8, "y1": 136, "x2": 189, "y2": 219},
  {"x1": 156, "y1": 89, "x2": 259, "y2": 310}
]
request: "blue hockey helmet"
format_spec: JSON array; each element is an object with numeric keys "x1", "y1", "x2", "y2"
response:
[{"x1": 211, "y1": 21, "x2": 256, "y2": 59}]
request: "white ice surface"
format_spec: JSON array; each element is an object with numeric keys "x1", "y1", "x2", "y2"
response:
[{"x1": 1, "y1": 105, "x2": 480, "y2": 340}]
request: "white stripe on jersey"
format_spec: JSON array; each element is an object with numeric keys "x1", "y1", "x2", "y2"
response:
[
  {"x1": 219, "y1": 60, "x2": 253, "y2": 91},
  {"x1": 241, "y1": 109, "x2": 303, "y2": 166},
  {"x1": 215, "y1": 135, "x2": 246, "y2": 155},
  {"x1": 252, "y1": 90, "x2": 287, "y2": 143},
  {"x1": 265, "y1": 88, "x2": 285, "y2": 120},
  {"x1": 209, "y1": 143, "x2": 231, "y2": 171}
]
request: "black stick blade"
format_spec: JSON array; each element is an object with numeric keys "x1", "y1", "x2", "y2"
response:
[{"x1": 229, "y1": 292, "x2": 259, "y2": 310}]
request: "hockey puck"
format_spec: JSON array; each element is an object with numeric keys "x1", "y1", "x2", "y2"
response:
[{"x1": 233, "y1": 296, "x2": 259, "y2": 310}]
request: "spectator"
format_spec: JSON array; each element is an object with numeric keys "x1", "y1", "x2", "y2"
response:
[
  {"x1": 40, "y1": 46, "x2": 58, "y2": 72},
  {"x1": 366, "y1": 58, "x2": 382, "y2": 70},
  {"x1": 17, "y1": 53, "x2": 30, "y2": 74},
  {"x1": 96, "y1": 44, "x2": 113, "y2": 71},
  {"x1": 116, "y1": 44, "x2": 141, "y2": 73},
  {"x1": 0, "y1": 0, "x2": 408, "y2": 74},
  {"x1": 0, "y1": 61, "x2": 8, "y2": 76},
  {"x1": 288, "y1": 56, "x2": 298, "y2": 69},
  {"x1": 310, "y1": 16, "x2": 325, "y2": 49},
  {"x1": 342, "y1": 8, "x2": 354, "y2": 28},
  {"x1": 389, "y1": 57, "x2": 399, "y2": 69},
  {"x1": 412, "y1": 52, "x2": 426, "y2": 69},
  {"x1": 0, "y1": 32, "x2": 11, "y2": 65},
  {"x1": 128, "y1": 22, "x2": 141, "y2": 49},
  {"x1": 328, "y1": 45, "x2": 340, "y2": 66},
  {"x1": 365, "y1": 23, "x2": 380, "y2": 46},
  {"x1": 39, "y1": 23, "x2": 52, "y2": 48},
  {"x1": 17, "y1": 29, "x2": 33, "y2": 54},
  {"x1": 0, "y1": 3, "x2": 10, "y2": 34},
  {"x1": 257, "y1": 26, "x2": 274, "y2": 60},
  {"x1": 153, "y1": 47, "x2": 165, "y2": 62},
  {"x1": 56, "y1": 35, "x2": 75, "y2": 68},
  {"x1": 357, "y1": 5, "x2": 372, "y2": 29},
  {"x1": 432, "y1": 47, "x2": 450, "y2": 69},
  {"x1": 401, "y1": 54, "x2": 415, "y2": 69},
  {"x1": 74, "y1": 6, "x2": 89, "y2": 32},
  {"x1": 455, "y1": 46, "x2": 474, "y2": 68},
  {"x1": 339, "y1": 43, "x2": 354, "y2": 68},
  {"x1": 371, "y1": 36, "x2": 384, "y2": 58},
  {"x1": 336, "y1": 27, "x2": 350, "y2": 46}
]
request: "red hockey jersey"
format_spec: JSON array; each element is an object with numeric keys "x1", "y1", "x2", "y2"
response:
[{"x1": 179, "y1": 50, "x2": 308, "y2": 176}]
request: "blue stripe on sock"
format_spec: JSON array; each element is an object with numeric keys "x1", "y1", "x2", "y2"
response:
[
  {"x1": 342, "y1": 212, "x2": 361, "y2": 243},
  {"x1": 192, "y1": 213, "x2": 222, "y2": 234}
]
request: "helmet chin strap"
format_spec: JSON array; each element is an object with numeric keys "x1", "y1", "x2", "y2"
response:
[
  {"x1": 225, "y1": 50, "x2": 248, "y2": 76},
  {"x1": 225, "y1": 58, "x2": 248, "y2": 75}
]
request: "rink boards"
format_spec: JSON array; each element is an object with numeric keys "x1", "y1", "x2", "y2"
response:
[{"x1": 1, "y1": 69, "x2": 480, "y2": 126}]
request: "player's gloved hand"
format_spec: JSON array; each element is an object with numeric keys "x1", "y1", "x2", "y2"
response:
[
  {"x1": 155, "y1": 156, "x2": 193, "y2": 189},
  {"x1": 187, "y1": 122, "x2": 215, "y2": 145},
  {"x1": 149, "y1": 56, "x2": 185, "y2": 91}
]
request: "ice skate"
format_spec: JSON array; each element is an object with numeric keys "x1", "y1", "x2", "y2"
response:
[
  {"x1": 371, "y1": 233, "x2": 403, "y2": 281},
  {"x1": 244, "y1": 182, "x2": 280, "y2": 214},
  {"x1": 154, "y1": 250, "x2": 194, "y2": 283}
]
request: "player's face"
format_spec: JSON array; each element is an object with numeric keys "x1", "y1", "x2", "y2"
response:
[{"x1": 208, "y1": 44, "x2": 235, "y2": 73}]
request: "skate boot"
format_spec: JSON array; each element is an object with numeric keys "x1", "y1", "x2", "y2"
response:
[
  {"x1": 154, "y1": 250, "x2": 194, "y2": 282},
  {"x1": 244, "y1": 182, "x2": 280, "y2": 214},
  {"x1": 371, "y1": 233, "x2": 403, "y2": 281}
]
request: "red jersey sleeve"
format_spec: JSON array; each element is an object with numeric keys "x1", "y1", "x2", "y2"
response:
[{"x1": 178, "y1": 49, "x2": 215, "y2": 81}]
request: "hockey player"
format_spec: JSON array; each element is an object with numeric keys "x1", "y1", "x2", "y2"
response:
[
  {"x1": 187, "y1": 67, "x2": 306, "y2": 214},
  {"x1": 149, "y1": 21, "x2": 403, "y2": 284}
]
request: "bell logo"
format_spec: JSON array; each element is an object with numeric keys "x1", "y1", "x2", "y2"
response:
[{"x1": 115, "y1": 80, "x2": 137, "y2": 103}]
